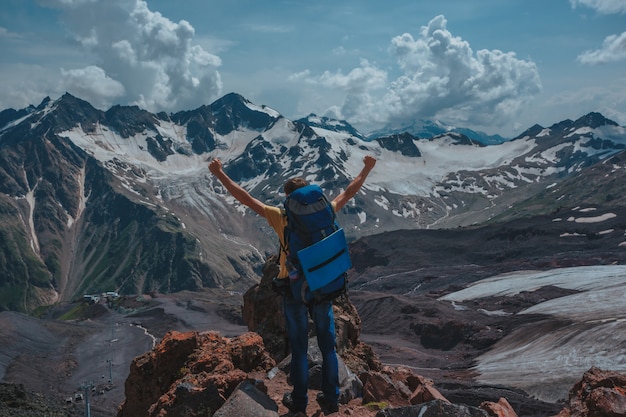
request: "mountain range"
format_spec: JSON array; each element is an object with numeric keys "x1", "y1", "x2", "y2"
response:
[{"x1": 1, "y1": 92, "x2": 625, "y2": 312}]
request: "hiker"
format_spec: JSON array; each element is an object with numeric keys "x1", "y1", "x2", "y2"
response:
[{"x1": 209, "y1": 155, "x2": 376, "y2": 415}]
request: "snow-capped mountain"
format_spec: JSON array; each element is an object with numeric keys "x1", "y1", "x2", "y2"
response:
[
  {"x1": 0, "y1": 92, "x2": 625, "y2": 311},
  {"x1": 367, "y1": 118, "x2": 509, "y2": 145},
  {"x1": 295, "y1": 114, "x2": 367, "y2": 140}
]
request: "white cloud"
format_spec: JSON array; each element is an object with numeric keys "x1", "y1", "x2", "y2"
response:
[
  {"x1": 578, "y1": 31, "x2": 626, "y2": 64},
  {"x1": 0, "y1": 26, "x2": 22, "y2": 40},
  {"x1": 316, "y1": 59, "x2": 388, "y2": 93},
  {"x1": 292, "y1": 59, "x2": 389, "y2": 125},
  {"x1": 288, "y1": 70, "x2": 312, "y2": 82},
  {"x1": 570, "y1": 0, "x2": 626, "y2": 14},
  {"x1": 39, "y1": 0, "x2": 222, "y2": 112},
  {"x1": 386, "y1": 15, "x2": 541, "y2": 128},
  {"x1": 60, "y1": 65, "x2": 125, "y2": 106},
  {"x1": 570, "y1": 0, "x2": 626, "y2": 66},
  {"x1": 299, "y1": 15, "x2": 541, "y2": 132}
]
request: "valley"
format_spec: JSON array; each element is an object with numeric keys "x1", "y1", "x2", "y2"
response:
[{"x1": 1, "y1": 93, "x2": 626, "y2": 416}]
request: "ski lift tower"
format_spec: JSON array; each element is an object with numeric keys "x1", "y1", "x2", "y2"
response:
[{"x1": 79, "y1": 382, "x2": 93, "y2": 417}]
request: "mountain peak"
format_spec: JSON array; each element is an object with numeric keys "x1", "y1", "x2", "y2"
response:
[
  {"x1": 36, "y1": 96, "x2": 51, "y2": 111},
  {"x1": 211, "y1": 92, "x2": 250, "y2": 109},
  {"x1": 375, "y1": 132, "x2": 422, "y2": 156},
  {"x1": 56, "y1": 92, "x2": 91, "y2": 108},
  {"x1": 33, "y1": 92, "x2": 103, "y2": 133},
  {"x1": 515, "y1": 123, "x2": 545, "y2": 139},
  {"x1": 296, "y1": 113, "x2": 366, "y2": 140},
  {"x1": 574, "y1": 112, "x2": 618, "y2": 129},
  {"x1": 206, "y1": 92, "x2": 280, "y2": 135},
  {"x1": 104, "y1": 104, "x2": 160, "y2": 139}
]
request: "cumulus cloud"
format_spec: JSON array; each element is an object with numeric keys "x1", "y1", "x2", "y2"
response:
[
  {"x1": 297, "y1": 59, "x2": 388, "y2": 125},
  {"x1": 302, "y1": 15, "x2": 541, "y2": 131},
  {"x1": 60, "y1": 66, "x2": 125, "y2": 106},
  {"x1": 570, "y1": 0, "x2": 626, "y2": 14},
  {"x1": 317, "y1": 59, "x2": 388, "y2": 93},
  {"x1": 385, "y1": 16, "x2": 541, "y2": 128},
  {"x1": 578, "y1": 31, "x2": 626, "y2": 64},
  {"x1": 571, "y1": 0, "x2": 626, "y2": 65},
  {"x1": 39, "y1": 0, "x2": 222, "y2": 112}
]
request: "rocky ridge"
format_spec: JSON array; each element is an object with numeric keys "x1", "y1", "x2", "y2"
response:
[
  {"x1": 112, "y1": 258, "x2": 625, "y2": 417},
  {"x1": 114, "y1": 322, "x2": 626, "y2": 417}
]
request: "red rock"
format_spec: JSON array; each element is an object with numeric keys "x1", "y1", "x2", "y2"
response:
[
  {"x1": 587, "y1": 387, "x2": 626, "y2": 416},
  {"x1": 409, "y1": 384, "x2": 449, "y2": 405},
  {"x1": 116, "y1": 331, "x2": 275, "y2": 417},
  {"x1": 480, "y1": 397, "x2": 518, "y2": 417},
  {"x1": 555, "y1": 367, "x2": 626, "y2": 417},
  {"x1": 362, "y1": 371, "x2": 411, "y2": 407}
]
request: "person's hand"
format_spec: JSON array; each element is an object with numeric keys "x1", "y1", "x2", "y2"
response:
[
  {"x1": 208, "y1": 158, "x2": 223, "y2": 176},
  {"x1": 363, "y1": 155, "x2": 376, "y2": 170}
]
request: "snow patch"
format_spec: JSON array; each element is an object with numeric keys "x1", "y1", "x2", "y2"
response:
[
  {"x1": 567, "y1": 213, "x2": 617, "y2": 223},
  {"x1": 440, "y1": 265, "x2": 626, "y2": 402}
]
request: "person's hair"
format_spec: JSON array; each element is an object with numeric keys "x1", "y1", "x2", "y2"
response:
[{"x1": 284, "y1": 177, "x2": 309, "y2": 195}]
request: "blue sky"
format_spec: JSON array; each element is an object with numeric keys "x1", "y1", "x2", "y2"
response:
[{"x1": 1, "y1": 0, "x2": 625, "y2": 137}]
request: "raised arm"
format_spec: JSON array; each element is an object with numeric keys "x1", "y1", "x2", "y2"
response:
[
  {"x1": 209, "y1": 158, "x2": 266, "y2": 217},
  {"x1": 332, "y1": 155, "x2": 376, "y2": 211}
]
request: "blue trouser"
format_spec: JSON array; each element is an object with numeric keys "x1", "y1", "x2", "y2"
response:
[{"x1": 283, "y1": 296, "x2": 340, "y2": 410}]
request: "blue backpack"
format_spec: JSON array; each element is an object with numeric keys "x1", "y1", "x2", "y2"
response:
[{"x1": 283, "y1": 184, "x2": 351, "y2": 303}]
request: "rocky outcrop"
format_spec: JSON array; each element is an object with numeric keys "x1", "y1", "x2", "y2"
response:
[
  {"x1": 113, "y1": 298, "x2": 626, "y2": 417},
  {"x1": 115, "y1": 328, "x2": 516, "y2": 417},
  {"x1": 115, "y1": 261, "x2": 523, "y2": 417},
  {"x1": 116, "y1": 331, "x2": 274, "y2": 417},
  {"x1": 114, "y1": 256, "x2": 626, "y2": 417},
  {"x1": 555, "y1": 367, "x2": 626, "y2": 417}
]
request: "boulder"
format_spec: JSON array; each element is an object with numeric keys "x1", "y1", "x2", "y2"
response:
[
  {"x1": 555, "y1": 367, "x2": 626, "y2": 417},
  {"x1": 480, "y1": 397, "x2": 518, "y2": 417},
  {"x1": 361, "y1": 366, "x2": 449, "y2": 408},
  {"x1": 213, "y1": 380, "x2": 279, "y2": 417}
]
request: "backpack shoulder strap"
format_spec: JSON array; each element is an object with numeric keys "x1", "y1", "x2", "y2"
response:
[{"x1": 279, "y1": 210, "x2": 288, "y2": 256}]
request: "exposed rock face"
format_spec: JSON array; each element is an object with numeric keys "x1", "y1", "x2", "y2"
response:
[
  {"x1": 116, "y1": 331, "x2": 274, "y2": 417},
  {"x1": 556, "y1": 367, "x2": 626, "y2": 417}
]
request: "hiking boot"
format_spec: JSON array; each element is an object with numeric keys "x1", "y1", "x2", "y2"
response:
[
  {"x1": 316, "y1": 392, "x2": 339, "y2": 415},
  {"x1": 283, "y1": 392, "x2": 306, "y2": 414}
]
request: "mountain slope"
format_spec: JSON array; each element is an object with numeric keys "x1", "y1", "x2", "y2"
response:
[{"x1": 0, "y1": 92, "x2": 625, "y2": 311}]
